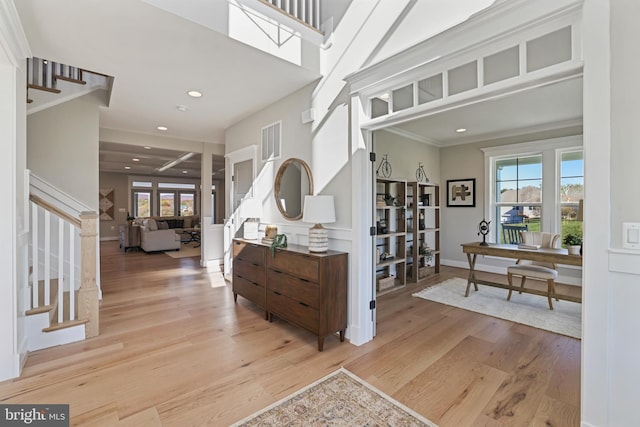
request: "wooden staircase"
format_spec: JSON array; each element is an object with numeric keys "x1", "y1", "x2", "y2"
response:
[
  {"x1": 25, "y1": 174, "x2": 100, "y2": 351},
  {"x1": 26, "y1": 57, "x2": 112, "y2": 112}
]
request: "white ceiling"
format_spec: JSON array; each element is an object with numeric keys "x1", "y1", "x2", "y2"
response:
[
  {"x1": 390, "y1": 77, "x2": 583, "y2": 146},
  {"x1": 16, "y1": 0, "x2": 583, "y2": 176},
  {"x1": 16, "y1": 0, "x2": 321, "y2": 178}
]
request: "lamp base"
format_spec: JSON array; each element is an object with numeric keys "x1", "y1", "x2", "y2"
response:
[
  {"x1": 243, "y1": 221, "x2": 259, "y2": 240},
  {"x1": 308, "y1": 224, "x2": 328, "y2": 252}
]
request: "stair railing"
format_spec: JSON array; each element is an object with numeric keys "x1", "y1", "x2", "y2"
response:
[
  {"x1": 258, "y1": 0, "x2": 322, "y2": 33},
  {"x1": 29, "y1": 196, "x2": 99, "y2": 337},
  {"x1": 27, "y1": 170, "x2": 100, "y2": 339}
]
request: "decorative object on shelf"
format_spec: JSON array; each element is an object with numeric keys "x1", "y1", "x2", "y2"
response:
[
  {"x1": 126, "y1": 211, "x2": 135, "y2": 225},
  {"x1": 563, "y1": 233, "x2": 582, "y2": 255},
  {"x1": 446, "y1": 178, "x2": 476, "y2": 207},
  {"x1": 383, "y1": 193, "x2": 396, "y2": 206},
  {"x1": 269, "y1": 233, "x2": 288, "y2": 257},
  {"x1": 416, "y1": 162, "x2": 429, "y2": 182},
  {"x1": 477, "y1": 219, "x2": 491, "y2": 246},
  {"x1": 418, "y1": 211, "x2": 425, "y2": 230},
  {"x1": 377, "y1": 275, "x2": 395, "y2": 292},
  {"x1": 419, "y1": 245, "x2": 433, "y2": 267},
  {"x1": 239, "y1": 197, "x2": 262, "y2": 240},
  {"x1": 262, "y1": 224, "x2": 278, "y2": 245},
  {"x1": 302, "y1": 195, "x2": 336, "y2": 252},
  {"x1": 376, "y1": 153, "x2": 392, "y2": 178}
]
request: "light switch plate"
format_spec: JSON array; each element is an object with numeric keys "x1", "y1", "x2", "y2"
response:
[{"x1": 623, "y1": 222, "x2": 640, "y2": 249}]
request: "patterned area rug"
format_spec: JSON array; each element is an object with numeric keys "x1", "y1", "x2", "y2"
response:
[
  {"x1": 413, "y1": 277, "x2": 581, "y2": 339},
  {"x1": 231, "y1": 368, "x2": 437, "y2": 426}
]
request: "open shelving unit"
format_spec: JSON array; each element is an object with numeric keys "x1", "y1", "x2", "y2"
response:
[
  {"x1": 375, "y1": 178, "x2": 407, "y2": 295},
  {"x1": 406, "y1": 181, "x2": 440, "y2": 282}
]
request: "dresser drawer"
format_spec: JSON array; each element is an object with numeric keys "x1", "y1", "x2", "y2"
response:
[
  {"x1": 233, "y1": 276, "x2": 265, "y2": 307},
  {"x1": 268, "y1": 290, "x2": 319, "y2": 334},
  {"x1": 234, "y1": 259, "x2": 265, "y2": 285},
  {"x1": 268, "y1": 269, "x2": 319, "y2": 309},
  {"x1": 269, "y1": 252, "x2": 319, "y2": 282},
  {"x1": 233, "y1": 240, "x2": 265, "y2": 266}
]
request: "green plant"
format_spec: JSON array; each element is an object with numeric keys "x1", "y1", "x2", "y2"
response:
[
  {"x1": 270, "y1": 233, "x2": 288, "y2": 257},
  {"x1": 383, "y1": 194, "x2": 395, "y2": 206},
  {"x1": 563, "y1": 233, "x2": 583, "y2": 246},
  {"x1": 419, "y1": 245, "x2": 433, "y2": 263},
  {"x1": 126, "y1": 212, "x2": 135, "y2": 221}
]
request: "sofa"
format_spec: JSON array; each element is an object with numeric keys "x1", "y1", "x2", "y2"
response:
[
  {"x1": 140, "y1": 215, "x2": 199, "y2": 234},
  {"x1": 139, "y1": 218, "x2": 181, "y2": 252}
]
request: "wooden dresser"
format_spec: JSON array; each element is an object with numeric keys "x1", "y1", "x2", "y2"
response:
[{"x1": 232, "y1": 238, "x2": 348, "y2": 351}]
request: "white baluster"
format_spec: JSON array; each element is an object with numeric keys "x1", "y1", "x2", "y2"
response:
[
  {"x1": 44, "y1": 210, "x2": 51, "y2": 306},
  {"x1": 31, "y1": 203, "x2": 39, "y2": 308},
  {"x1": 314, "y1": 0, "x2": 319, "y2": 30},
  {"x1": 69, "y1": 224, "x2": 75, "y2": 321},
  {"x1": 58, "y1": 218, "x2": 64, "y2": 324}
]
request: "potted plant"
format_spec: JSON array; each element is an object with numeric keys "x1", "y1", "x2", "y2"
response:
[
  {"x1": 563, "y1": 233, "x2": 582, "y2": 255},
  {"x1": 126, "y1": 212, "x2": 135, "y2": 225},
  {"x1": 383, "y1": 194, "x2": 395, "y2": 206}
]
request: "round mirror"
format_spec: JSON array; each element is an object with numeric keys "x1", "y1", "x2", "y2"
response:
[{"x1": 274, "y1": 158, "x2": 314, "y2": 220}]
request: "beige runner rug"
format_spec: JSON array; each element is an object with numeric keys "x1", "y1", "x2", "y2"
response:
[
  {"x1": 413, "y1": 277, "x2": 581, "y2": 339},
  {"x1": 231, "y1": 367, "x2": 437, "y2": 426},
  {"x1": 164, "y1": 242, "x2": 200, "y2": 258}
]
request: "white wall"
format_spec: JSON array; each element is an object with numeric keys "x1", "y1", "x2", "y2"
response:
[
  {"x1": 27, "y1": 95, "x2": 100, "y2": 210},
  {"x1": 373, "y1": 130, "x2": 440, "y2": 184},
  {"x1": 0, "y1": 0, "x2": 30, "y2": 381},
  {"x1": 594, "y1": 0, "x2": 640, "y2": 425}
]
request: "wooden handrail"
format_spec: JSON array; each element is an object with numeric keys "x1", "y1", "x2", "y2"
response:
[{"x1": 30, "y1": 194, "x2": 81, "y2": 227}]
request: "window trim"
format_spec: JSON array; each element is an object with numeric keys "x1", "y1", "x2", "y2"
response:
[{"x1": 482, "y1": 135, "x2": 582, "y2": 243}]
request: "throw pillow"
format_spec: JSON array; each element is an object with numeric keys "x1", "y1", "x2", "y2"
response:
[
  {"x1": 157, "y1": 221, "x2": 169, "y2": 230},
  {"x1": 182, "y1": 218, "x2": 192, "y2": 228},
  {"x1": 144, "y1": 219, "x2": 158, "y2": 231}
]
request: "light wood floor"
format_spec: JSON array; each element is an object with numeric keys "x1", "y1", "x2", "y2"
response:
[{"x1": 0, "y1": 241, "x2": 581, "y2": 426}]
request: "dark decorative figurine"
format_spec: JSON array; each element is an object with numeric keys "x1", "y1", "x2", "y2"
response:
[{"x1": 478, "y1": 219, "x2": 491, "y2": 246}]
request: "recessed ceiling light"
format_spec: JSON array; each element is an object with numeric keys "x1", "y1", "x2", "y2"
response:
[
  {"x1": 157, "y1": 126, "x2": 168, "y2": 131},
  {"x1": 124, "y1": 166, "x2": 131, "y2": 170},
  {"x1": 456, "y1": 128, "x2": 467, "y2": 133},
  {"x1": 144, "y1": 146, "x2": 151, "y2": 150},
  {"x1": 182, "y1": 170, "x2": 188, "y2": 174},
  {"x1": 187, "y1": 90, "x2": 202, "y2": 98},
  {"x1": 132, "y1": 158, "x2": 140, "y2": 162}
]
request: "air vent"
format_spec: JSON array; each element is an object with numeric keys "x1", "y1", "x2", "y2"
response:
[{"x1": 261, "y1": 121, "x2": 281, "y2": 162}]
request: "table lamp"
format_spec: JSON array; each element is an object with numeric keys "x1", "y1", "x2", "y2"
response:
[
  {"x1": 240, "y1": 197, "x2": 262, "y2": 240},
  {"x1": 302, "y1": 195, "x2": 336, "y2": 252}
]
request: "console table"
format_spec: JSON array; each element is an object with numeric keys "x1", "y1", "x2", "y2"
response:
[
  {"x1": 461, "y1": 242, "x2": 582, "y2": 303},
  {"x1": 232, "y1": 238, "x2": 348, "y2": 351},
  {"x1": 119, "y1": 224, "x2": 140, "y2": 252}
]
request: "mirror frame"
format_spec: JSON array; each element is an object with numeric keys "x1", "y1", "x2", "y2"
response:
[{"x1": 274, "y1": 158, "x2": 314, "y2": 220}]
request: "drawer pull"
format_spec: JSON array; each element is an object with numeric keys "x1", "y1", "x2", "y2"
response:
[
  {"x1": 273, "y1": 291, "x2": 282, "y2": 296},
  {"x1": 299, "y1": 302, "x2": 310, "y2": 308}
]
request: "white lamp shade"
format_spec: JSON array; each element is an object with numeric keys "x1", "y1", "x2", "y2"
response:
[
  {"x1": 239, "y1": 197, "x2": 262, "y2": 219},
  {"x1": 302, "y1": 195, "x2": 336, "y2": 224}
]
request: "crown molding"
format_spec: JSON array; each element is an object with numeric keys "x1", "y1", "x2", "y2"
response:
[
  {"x1": 0, "y1": 0, "x2": 31, "y2": 66},
  {"x1": 381, "y1": 127, "x2": 441, "y2": 147}
]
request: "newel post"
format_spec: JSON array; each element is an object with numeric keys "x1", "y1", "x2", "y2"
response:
[{"x1": 78, "y1": 211, "x2": 99, "y2": 337}]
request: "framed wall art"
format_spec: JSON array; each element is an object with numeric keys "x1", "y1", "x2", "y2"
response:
[{"x1": 446, "y1": 178, "x2": 475, "y2": 207}]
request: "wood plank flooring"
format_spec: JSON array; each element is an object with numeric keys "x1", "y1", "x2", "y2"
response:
[{"x1": 0, "y1": 241, "x2": 581, "y2": 426}]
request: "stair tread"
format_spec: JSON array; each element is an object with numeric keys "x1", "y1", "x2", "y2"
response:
[
  {"x1": 43, "y1": 318, "x2": 88, "y2": 332},
  {"x1": 54, "y1": 75, "x2": 87, "y2": 85},
  {"x1": 27, "y1": 83, "x2": 61, "y2": 94}
]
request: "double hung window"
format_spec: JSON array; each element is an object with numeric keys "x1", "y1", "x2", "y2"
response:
[{"x1": 484, "y1": 137, "x2": 583, "y2": 245}]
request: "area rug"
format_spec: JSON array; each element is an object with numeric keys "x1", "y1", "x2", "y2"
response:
[
  {"x1": 412, "y1": 278, "x2": 581, "y2": 339},
  {"x1": 164, "y1": 242, "x2": 200, "y2": 258},
  {"x1": 231, "y1": 367, "x2": 437, "y2": 426}
]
